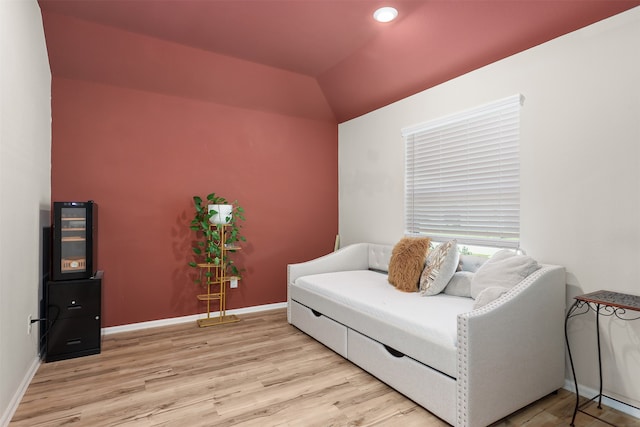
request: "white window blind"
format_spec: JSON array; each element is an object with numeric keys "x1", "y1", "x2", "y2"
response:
[{"x1": 402, "y1": 94, "x2": 523, "y2": 248}]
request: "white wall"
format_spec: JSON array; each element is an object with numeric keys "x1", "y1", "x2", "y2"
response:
[
  {"x1": 0, "y1": 1, "x2": 51, "y2": 425},
  {"x1": 339, "y1": 7, "x2": 640, "y2": 410}
]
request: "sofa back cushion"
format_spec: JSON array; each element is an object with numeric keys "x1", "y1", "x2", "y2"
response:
[
  {"x1": 368, "y1": 244, "x2": 393, "y2": 272},
  {"x1": 443, "y1": 271, "x2": 474, "y2": 297}
]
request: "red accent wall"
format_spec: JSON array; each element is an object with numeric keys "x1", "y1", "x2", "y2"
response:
[{"x1": 51, "y1": 77, "x2": 338, "y2": 327}]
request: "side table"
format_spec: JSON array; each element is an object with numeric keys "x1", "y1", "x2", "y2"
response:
[{"x1": 564, "y1": 290, "x2": 640, "y2": 426}]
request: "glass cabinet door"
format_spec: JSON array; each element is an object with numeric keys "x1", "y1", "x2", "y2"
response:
[
  {"x1": 60, "y1": 207, "x2": 87, "y2": 274},
  {"x1": 53, "y1": 201, "x2": 95, "y2": 281}
]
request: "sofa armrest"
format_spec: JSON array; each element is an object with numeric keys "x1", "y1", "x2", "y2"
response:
[
  {"x1": 287, "y1": 243, "x2": 372, "y2": 284},
  {"x1": 287, "y1": 243, "x2": 371, "y2": 323},
  {"x1": 456, "y1": 265, "x2": 566, "y2": 427}
]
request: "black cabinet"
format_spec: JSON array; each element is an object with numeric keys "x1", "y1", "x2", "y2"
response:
[{"x1": 44, "y1": 274, "x2": 102, "y2": 362}]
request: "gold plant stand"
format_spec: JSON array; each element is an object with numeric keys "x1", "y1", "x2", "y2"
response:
[{"x1": 196, "y1": 224, "x2": 241, "y2": 327}]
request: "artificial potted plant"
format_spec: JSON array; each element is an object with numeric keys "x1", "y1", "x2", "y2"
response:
[{"x1": 189, "y1": 193, "x2": 246, "y2": 283}]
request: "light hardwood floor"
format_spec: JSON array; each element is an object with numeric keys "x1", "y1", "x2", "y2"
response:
[{"x1": 10, "y1": 309, "x2": 639, "y2": 426}]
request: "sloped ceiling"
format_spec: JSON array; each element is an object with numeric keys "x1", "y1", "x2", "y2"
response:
[{"x1": 38, "y1": 0, "x2": 640, "y2": 123}]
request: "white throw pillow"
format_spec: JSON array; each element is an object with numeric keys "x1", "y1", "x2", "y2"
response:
[
  {"x1": 419, "y1": 240, "x2": 460, "y2": 296},
  {"x1": 443, "y1": 271, "x2": 474, "y2": 297},
  {"x1": 473, "y1": 286, "x2": 511, "y2": 309},
  {"x1": 470, "y1": 249, "x2": 540, "y2": 300}
]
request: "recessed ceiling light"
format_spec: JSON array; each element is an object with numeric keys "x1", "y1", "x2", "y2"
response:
[{"x1": 373, "y1": 6, "x2": 398, "y2": 23}]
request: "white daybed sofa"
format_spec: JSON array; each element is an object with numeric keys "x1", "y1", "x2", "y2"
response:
[{"x1": 287, "y1": 243, "x2": 566, "y2": 427}]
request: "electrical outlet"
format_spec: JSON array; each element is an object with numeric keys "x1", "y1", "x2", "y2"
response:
[
  {"x1": 230, "y1": 277, "x2": 238, "y2": 289},
  {"x1": 27, "y1": 314, "x2": 32, "y2": 335}
]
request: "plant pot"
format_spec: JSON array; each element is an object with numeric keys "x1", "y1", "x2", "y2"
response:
[{"x1": 208, "y1": 204, "x2": 233, "y2": 224}]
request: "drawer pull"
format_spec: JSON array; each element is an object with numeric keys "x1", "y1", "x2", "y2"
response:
[
  {"x1": 68, "y1": 305, "x2": 82, "y2": 310},
  {"x1": 311, "y1": 309, "x2": 322, "y2": 317},
  {"x1": 66, "y1": 339, "x2": 82, "y2": 346},
  {"x1": 383, "y1": 345, "x2": 405, "y2": 358}
]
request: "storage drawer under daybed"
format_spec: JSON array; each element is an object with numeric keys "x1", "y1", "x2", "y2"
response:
[
  {"x1": 347, "y1": 328, "x2": 457, "y2": 425},
  {"x1": 290, "y1": 300, "x2": 348, "y2": 358}
]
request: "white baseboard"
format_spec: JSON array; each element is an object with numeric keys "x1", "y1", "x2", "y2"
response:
[
  {"x1": 1, "y1": 356, "x2": 40, "y2": 427},
  {"x1": 102, "y1": 302, "x2": 287, "y2": 335},
  {"x1": 564, "y1": 379, "x2": 640, "y2": 420}
]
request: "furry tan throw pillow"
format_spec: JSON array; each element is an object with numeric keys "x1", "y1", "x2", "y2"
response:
[{"x1": 388, "y1": 237, "x2": 431, "y2": 292}]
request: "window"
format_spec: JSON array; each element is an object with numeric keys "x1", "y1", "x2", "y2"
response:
[{"x1": 402, "y1": 94, "x2": 523, "y2": 248}]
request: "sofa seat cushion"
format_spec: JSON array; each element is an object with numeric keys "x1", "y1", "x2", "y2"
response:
[{"x1": 290, "y1": 270, "x2": 474, "y2": 378}]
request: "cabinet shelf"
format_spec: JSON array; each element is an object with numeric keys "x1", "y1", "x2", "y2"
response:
[{"x1": 62, "y1": 237, "x2": 86, "y2": 242}]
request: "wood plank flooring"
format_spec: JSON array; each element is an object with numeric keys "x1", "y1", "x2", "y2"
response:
[{"x1": 10, "y1": 309, "x2": 639, "y2": 426}]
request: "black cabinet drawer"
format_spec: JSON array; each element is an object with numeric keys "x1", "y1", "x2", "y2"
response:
[
  {"x1": 46, "y1": 316, "x2": 101, "y2": 361},
  {"x1": 47, "y1": 280, "x2": 101, "y2": 320}
]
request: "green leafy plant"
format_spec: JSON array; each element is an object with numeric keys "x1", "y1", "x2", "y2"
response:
[
  {"x1": 188, "y1": 193, "x2": 246, "y2": 283},
  {"x1": 459, "y1": 245, "x2": 472, "y2": 255}
]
